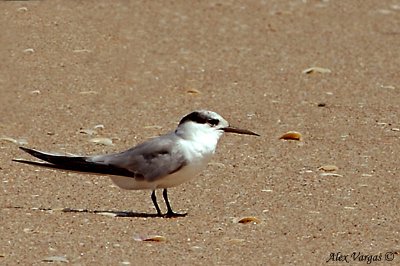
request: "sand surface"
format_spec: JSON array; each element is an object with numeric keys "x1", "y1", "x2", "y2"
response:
[{"x1": 1, "y1": 1, "x2": 399, "y2": 265}]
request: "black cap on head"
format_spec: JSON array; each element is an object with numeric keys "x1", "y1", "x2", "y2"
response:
[{"x1": 179, "y1": 111, "x2": 209, "y2": 125}]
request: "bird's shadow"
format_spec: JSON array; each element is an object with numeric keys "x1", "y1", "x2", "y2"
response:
[
  {"x1": 38, "y1": 207, "x2": 161, "y2": 218},
  {"x1": 7, "y1": 206, "x2": 187, "y2": 218}
]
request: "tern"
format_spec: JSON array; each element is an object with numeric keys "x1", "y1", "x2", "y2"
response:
[{"x1": 14, "y1": 110, "x2": 259, "y2": 217}]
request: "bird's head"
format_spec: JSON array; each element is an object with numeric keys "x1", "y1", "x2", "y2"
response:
[{"x1": 175, "y1": 110, "x2": 259, "y2": 141}]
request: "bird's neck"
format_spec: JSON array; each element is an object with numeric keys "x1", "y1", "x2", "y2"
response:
[{"x1": 176, "y1": 130, "x2": 220, "y2": 163}]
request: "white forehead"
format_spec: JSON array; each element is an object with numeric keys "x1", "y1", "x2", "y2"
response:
[
  {"x1": 178, "y1": 110, "x2": 229, "y2": 126},
  {"x1": 179, "y1": 110, "x2": 229, "y2": 128},
  {"x1": 198, "y1": 110, "x2": 224, "y2": 120}
]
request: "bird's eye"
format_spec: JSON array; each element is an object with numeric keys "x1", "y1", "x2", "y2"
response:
[{"x1": 208, "y1": 119, "x2": 219, "y2": 126}]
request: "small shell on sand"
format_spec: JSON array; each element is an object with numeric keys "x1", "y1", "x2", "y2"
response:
[{"x1": 279, "y1": 131, "x2": 302, "y2": 141}]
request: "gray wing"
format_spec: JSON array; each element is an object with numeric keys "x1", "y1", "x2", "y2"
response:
[{"x1": 90, "y1": 134, "x2": 187, "y2": 181}]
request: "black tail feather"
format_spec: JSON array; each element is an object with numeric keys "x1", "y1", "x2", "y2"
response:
[
  {"x1": 18, "y1": 147, "x2": 88, "y2": 166},
  {"x1": 14, "y1": 147, "x2": 135, "y2": 177}
]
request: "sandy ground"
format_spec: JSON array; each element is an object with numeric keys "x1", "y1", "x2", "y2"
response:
[{"x1": 1, "y1": 0, "x2": 399, "y2": 265}]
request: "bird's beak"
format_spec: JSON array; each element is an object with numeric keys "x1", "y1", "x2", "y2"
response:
[{"x1": 223, "y1": 126, "x2": 260, "y2": 136}]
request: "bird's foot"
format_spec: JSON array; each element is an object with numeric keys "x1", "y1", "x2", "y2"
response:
[{"x1": 162, "y1": 211, "x2": 187, "y2": 218}]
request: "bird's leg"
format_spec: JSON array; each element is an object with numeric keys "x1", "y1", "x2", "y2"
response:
[
  {"x1": 151, "y1": 190, "x2": 162, "y2": 216},
  {"x1": 162, "y1": 189, "x2": 187, "y2": 218}
]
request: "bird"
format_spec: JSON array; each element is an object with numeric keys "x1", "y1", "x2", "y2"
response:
[{"x1": 13, "y1": 110, "x2": 259, "y2": 218}]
